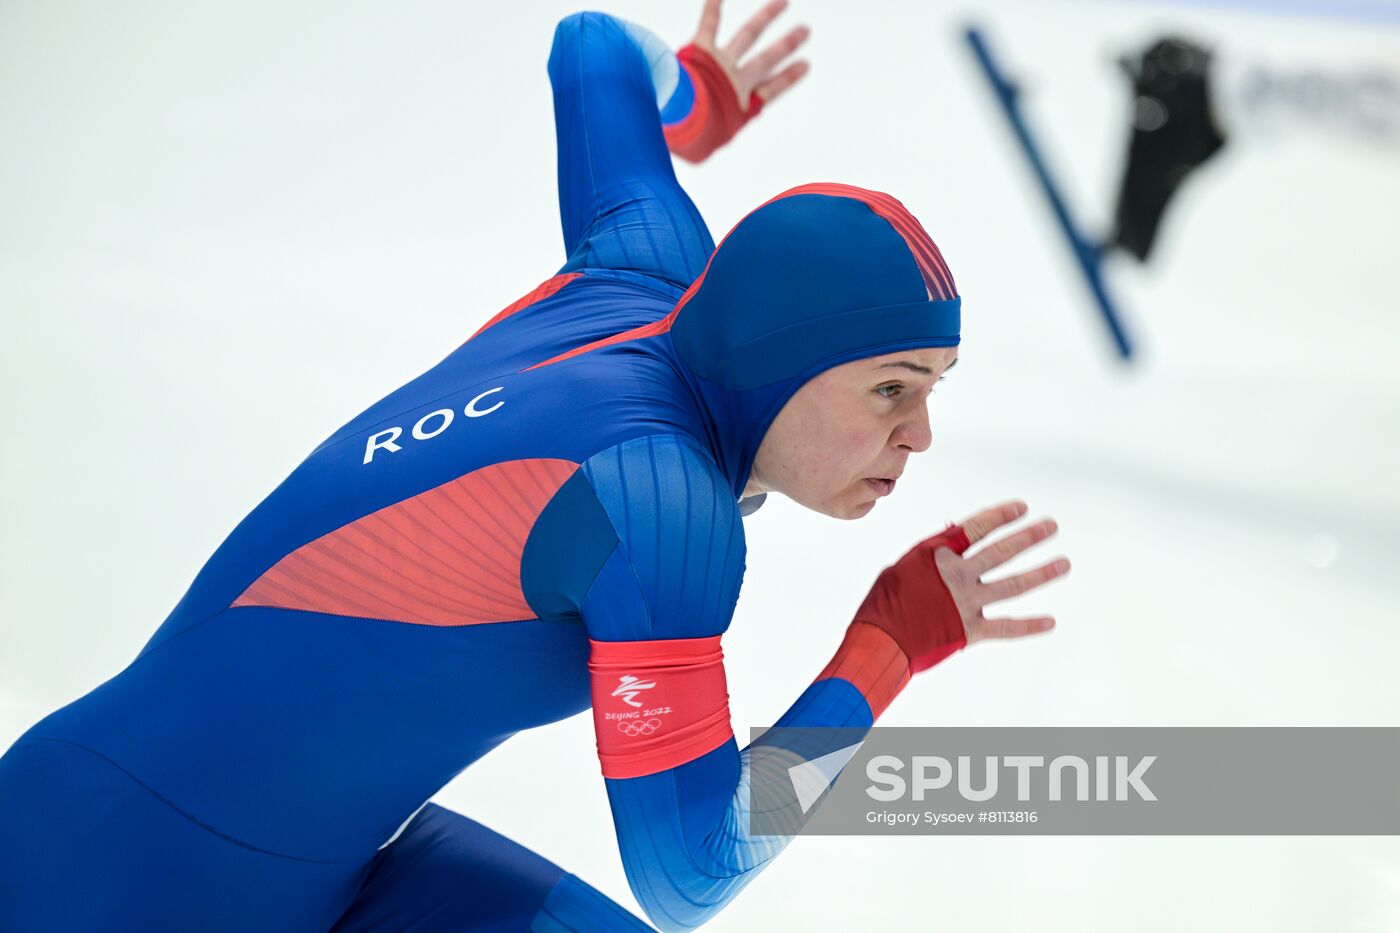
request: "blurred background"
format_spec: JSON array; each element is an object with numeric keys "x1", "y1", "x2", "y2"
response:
[{"x1": 2, "y1": 0, "x2": 1397, "y2": 929}]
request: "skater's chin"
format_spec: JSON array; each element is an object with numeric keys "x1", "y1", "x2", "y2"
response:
[{"x1": 817, "y1": 493, "x2": 880, "y2": 521}]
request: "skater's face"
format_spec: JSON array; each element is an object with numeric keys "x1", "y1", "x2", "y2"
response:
[{"x1": 746, "y1": 347, "x2": 958, "y2": 519}]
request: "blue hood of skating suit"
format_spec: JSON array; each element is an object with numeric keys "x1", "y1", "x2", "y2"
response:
[{"x1": 663, "y1": 182, "x2": 962, "y2": 507}]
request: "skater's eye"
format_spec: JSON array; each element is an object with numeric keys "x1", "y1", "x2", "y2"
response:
[{"x1": 877, "y1": 375, "x2": 947, "y2": 400}]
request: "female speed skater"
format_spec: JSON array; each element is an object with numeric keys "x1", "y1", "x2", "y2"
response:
[{"x1": 0, "y1": 1, "x2": 1072, "y2": 930}]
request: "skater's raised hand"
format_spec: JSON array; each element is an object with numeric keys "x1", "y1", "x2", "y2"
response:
[
  {"x1": 851, "y1": 500, "x2": 1069, "y2": 674},
  {"x1": 689, "y1": 0, "x2": 811, "y2": 110},
  {"x1": 666, "y1": 0, "x2": 811, "y2": 162}
]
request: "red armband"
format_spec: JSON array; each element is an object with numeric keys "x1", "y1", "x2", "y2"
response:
[
  {"x1": 852, "y1": 523, "x2": 972, "y2": 675},
  {"x1": 663, "y1": 43, "x2": 764, "y2": 164},
  {"x1": 589, "y1": 635, "x2": 733, "y2": 779}
]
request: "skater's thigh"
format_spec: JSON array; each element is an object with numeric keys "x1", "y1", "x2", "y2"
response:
[
  {"x1": 0, "y1": 738, "x2": 363, "y2": 933},
  {"x1": 328, "y1": 802, "x2": 653, "y2": 932}
]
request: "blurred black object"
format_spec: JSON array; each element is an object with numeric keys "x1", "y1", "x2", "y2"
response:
[{"x1": 1108, "y1": 37, "x2": 1227, "y2": 262}]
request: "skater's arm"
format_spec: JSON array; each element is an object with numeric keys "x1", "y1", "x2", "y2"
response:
[
  {"x1": 546, "y1": 5, "x2": 809, "y2": 288},
  {"x1": 561, "y1": 439, "x2": 1057, "y2": 930},
  {"x1": 568, "y1": 434, "x2": 833, "y2": 930},
  {"x1": 547, "y1": 10, "x2": 715, "y2": 287}
]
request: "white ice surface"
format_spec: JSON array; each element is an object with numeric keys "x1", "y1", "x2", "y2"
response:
[{"x1": 1, "y1": 1, "x2": 1397, "y2": 930}]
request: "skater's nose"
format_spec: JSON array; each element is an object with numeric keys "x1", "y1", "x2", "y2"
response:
[{"x1": 892, "y1": 399, "x2": 932, "y2": 453}]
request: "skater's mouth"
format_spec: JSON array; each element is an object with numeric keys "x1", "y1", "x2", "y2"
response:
[{"x1": 865, "y1": 477, "x2": 897, "y2": 496}]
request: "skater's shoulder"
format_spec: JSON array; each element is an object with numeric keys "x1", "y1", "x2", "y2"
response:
[
  {"x1": 580, "y1": 431, "x2": 730, "y2": 492},
  {"x1": 576, "y1": 432, "x2": 741, "y2": 528}
]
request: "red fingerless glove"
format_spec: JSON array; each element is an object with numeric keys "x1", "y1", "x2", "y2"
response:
[
  {"x1": 853, "y1": 523, "x2": 972, "y2": 675},
  {"x1": 663, "y1": 43, "x2": 764, "y2": 164}
]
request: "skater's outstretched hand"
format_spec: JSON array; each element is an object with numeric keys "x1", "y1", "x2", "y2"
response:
[
  {"x1": 933, "y1": 500, "x2": 1069, "y2": 645},
  {"x1": 687, "y1": 0, "x2": 811, "y2": 110},
  {"x1": 851, "y1": 500, "x2": 1069, "y2": 675}
]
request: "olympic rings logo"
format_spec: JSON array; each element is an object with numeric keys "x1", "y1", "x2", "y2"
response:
[{"x1": 616, "y1": 718, "x2": 663, "y2": 736}]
